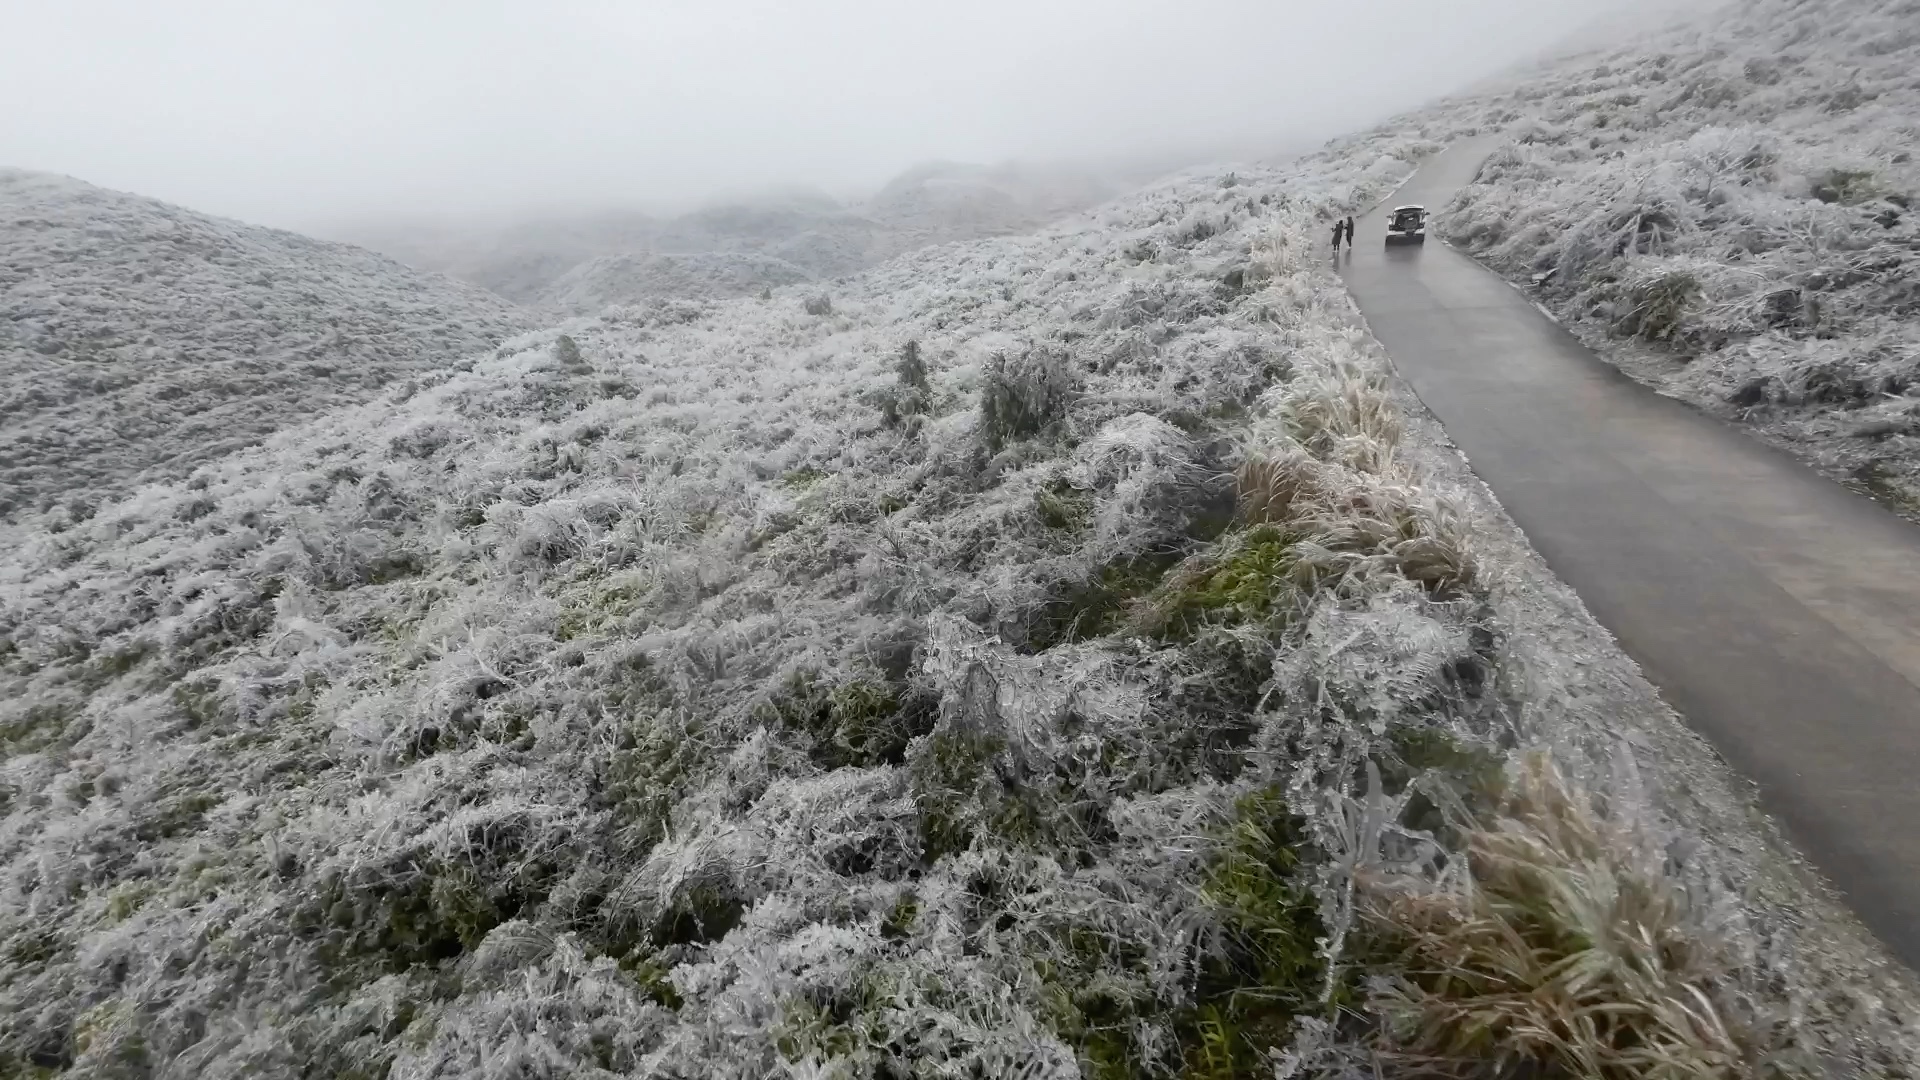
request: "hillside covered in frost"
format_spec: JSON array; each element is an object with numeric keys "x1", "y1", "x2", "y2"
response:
[
  {"x1": 543, "y1": 252, "x2": 817, "y2": 314},
  {"x1": 0, "y1": 168, "x2": 533, "y2": 520},
  {"x1": 1432, "y1": 0, "x2": 1920, "y2": 513},
  {"x1": 7, "y1": 83, "x2": 1920, "y2": 1075},
  {"x1": 339, "y1": 162, "x2": 1119, "y2": 314}
]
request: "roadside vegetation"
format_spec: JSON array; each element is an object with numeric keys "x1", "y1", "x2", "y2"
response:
[{"x1": 1437, "y1": 0, "x2": 1920, "y2": 515}]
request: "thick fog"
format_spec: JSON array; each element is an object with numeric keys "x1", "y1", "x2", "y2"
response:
[{"x1": 3, "y1": 0, "x2": 1706, "y2": 231}]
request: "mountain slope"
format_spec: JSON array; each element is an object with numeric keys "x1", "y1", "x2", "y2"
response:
[
  {"x1": 352, "y1": 209, "x2": 665, "y2": 304},
  {"x1": 862, "y1": 160, "x2": 1118, "y2": 235},
  {"x1": 4, "y1": 114, "x2": 1916, "y2": 1075},
  {"x1": 0, "y1": 169, "x2": 533, "y2": 519},
  {"x1": 338, "y1": 163, "x2": 1119, "y2": 314},
  {"x1": 542, "y1": 251, "x2": 818, "y2": 311},
  {"x1": 9, "y1": 0, "x2": 1920, "y2": 1071}
]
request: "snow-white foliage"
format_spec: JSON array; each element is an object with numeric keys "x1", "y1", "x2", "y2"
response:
[
  {"x1": 1, "y1": 123, "x2": 1486, "y2": 1077},
  {"x1": 8, "y1": 4, "x2": 1920, "y2": 1066},
  {"x1": 1435, "y1": 0, "x2": 1920, "y2": 512},
  {"x1": 0, "y1": 168, "x2": 532, "y2": 520}
]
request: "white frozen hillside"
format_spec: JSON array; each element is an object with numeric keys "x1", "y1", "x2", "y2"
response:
[
  {"x1": 0, "y1": 169, "x2": 533, "y2": 520},
  {"x1": 339, "y1": 162, "x2": 1120, "y2": 312},
  {"x1": 533, "y1": 166, "x2": 1122, "y2": 314},
  {"x1": 541, "y1": 251, "x2": 816, "y2": 312},
  {"x1": 360, "y1": 209, "x2": 666, "y2": 306},
  {"x1": 639, "y1": 193, "x2": 887, "y2": 282},
  {"x1": 4, "y1": 99, "x2": 1913, "y2": 1074},
  {"x1": 860, "y1": 160, "x2": 1121, "y2": 238},
  {"x1": 1432, "y1": 0, "x2": 1920, "y2": 512}
]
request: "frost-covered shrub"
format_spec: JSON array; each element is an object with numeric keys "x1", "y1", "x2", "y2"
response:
[
  {"x1": 873, "y1": 340, "x2": 933, "y2": 431},
  {"x1": 1517, "y1": 119, "x2": 1566, "y2": 145},
  {"x1": 979, "y1": 345, "x2": 1074, "y2": 451},
  {"x1": 388, "y1": 417, "x2": 463, "y2": 462},
  {"x1": 1614, "y1": 265, "x2": 1703, "y2": 342},
  {"x1": 1810, "y1": 166, "x2": 1885, "y2": 204},
  {"x1": 1823, "y1": 81, "x2": 1876, "y2": 113},
  {"x1": 894, "y1": 338, "x2": 929, "y2": 391},
  {"x1": 552, "y1": 332, "x2": 587, "y2": 369},
  {"x1": 1065, "y1": 412, "x2": 1220, "y2": 555}
]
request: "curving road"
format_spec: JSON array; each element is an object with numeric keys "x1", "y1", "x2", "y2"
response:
[{"x1": 1343, "y1": 137, "x2": 1920, "y2": 968}]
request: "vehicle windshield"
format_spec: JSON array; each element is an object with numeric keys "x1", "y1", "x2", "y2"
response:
[{"x1": 1392, "y1": 207, "x2": 1424, "y2": 228}]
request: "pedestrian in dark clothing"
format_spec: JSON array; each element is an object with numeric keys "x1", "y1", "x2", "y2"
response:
[
  {"x1": 1344, "y1": 216, "x2": 1355, "y2": 246},
  {"x1": 1331, "y1": 220, "x2": 1343, "y2": 253}
]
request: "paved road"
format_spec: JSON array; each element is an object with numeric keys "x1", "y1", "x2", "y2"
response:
[{"x1": 1343, "y1": 137, "x2": 1920, "y2": 967}]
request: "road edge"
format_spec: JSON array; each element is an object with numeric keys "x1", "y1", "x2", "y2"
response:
[{"x1": 1331, "y1": 140, "x2": 1920, "y2": 1062}]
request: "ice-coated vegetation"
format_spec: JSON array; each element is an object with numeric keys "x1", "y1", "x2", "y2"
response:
[
  {"x1": 1434, "y1": 0, "x2": 1920, "y2": 514},
  {"x1": 10, "y1": 1, "x2": 1920, "y2": 1067},
  {"x1": 0, "y1": 168, "x2": 532, "y2": 521},
  {"x1": 8, "y1": 103, "x2": 1917, "y2": 1075}
]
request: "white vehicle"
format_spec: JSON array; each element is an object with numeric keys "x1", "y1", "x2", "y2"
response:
[{"x1": 1385, "y1": 204, "x2": 1428, "y2": 244}]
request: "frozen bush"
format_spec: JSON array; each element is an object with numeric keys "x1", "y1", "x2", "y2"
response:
[
  {"x1": 873, "y1": 340, "x2": 933, "y2": 431},
  {"x1": 894, "y1": 338, "x2": 929, "y2": 391},
  {"x1": 1064, "y1": 412, "x2": 1217, "y2": 556},
  {"x1": 1810, "y1": 166, "x2": 1884, "y2": 204},
  {"x1": 1615, "y1": 264, "x2": 1703, "y2": 342},
  {"x1": 388, "y1": 418, "x2": 456, "y2": 460},
  {"x1": 552, "y1": 333, "x2": 586, "y2": 369},
  {"x1": 979, "y1": 345, "x2": 1074, "y2": 451}
]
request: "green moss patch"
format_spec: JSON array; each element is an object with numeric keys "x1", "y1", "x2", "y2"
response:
[
  {"x1": 1033, "y1": 785, "x2": 1337, "y2": 1078},
  {"x1": 606, "y1": 716, "x2": 705, "y2": 856},
  {"x1": 1138, "y1": 525, "x2": 1313, "y2": 640},
  {"x1": 1024, "y1": 554, "x2": 1178, "y2": 652},
  {"x1": 1381, "y1": 723, "x2": 1510, "y2": 838},
  {"x1": 1182, "y1": 786, "x2": 1338, "y2": 1076},
  {"x1": 756, "y1": 671, "x2": 937, "y2": 770},
  {"x1": 907, "y1": 728, "x2": 1006, "y2": 863},
  {"x1": 780, "y1": 466, "x2": 829, "y2": 489},
  {"x1": 1034, "y1": 483, "x2": 1093, "y2": 532}
]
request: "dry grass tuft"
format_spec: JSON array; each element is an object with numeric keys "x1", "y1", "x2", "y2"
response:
[
  {"x1": 1232, "y1": 355, "x2": 1476, "y2": 600},
  {"x1": 1278, "y1": 362, "x2": 1404, "y2": 474},
  {"x1": 1236, "y1": 446, "x2": 1318, "y2": 526},
  {"x1": 1358, "y1": 753, "x2": 1785, "y2": 1080}
]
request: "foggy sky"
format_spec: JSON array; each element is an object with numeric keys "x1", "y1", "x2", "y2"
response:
[{"x1": 3, "y1": 1, "x2": 1677, "y2": 231}]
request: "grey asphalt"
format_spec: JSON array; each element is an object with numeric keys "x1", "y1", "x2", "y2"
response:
[{"x1": 1342, "y1": 137, "x2": 1920, "y2": 968}]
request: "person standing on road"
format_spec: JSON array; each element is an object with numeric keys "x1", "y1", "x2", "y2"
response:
[
  {"x1": 1344, "y1": 216, "x2": 1355, "y2": 247},
  {"x1": 1331, "y1": 219, "x2": 1343, "y2": 254}
]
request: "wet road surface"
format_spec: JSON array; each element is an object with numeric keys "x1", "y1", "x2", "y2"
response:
[{"x1": 1342, "y1": 137, "x2": 1920, "y2": 967}]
